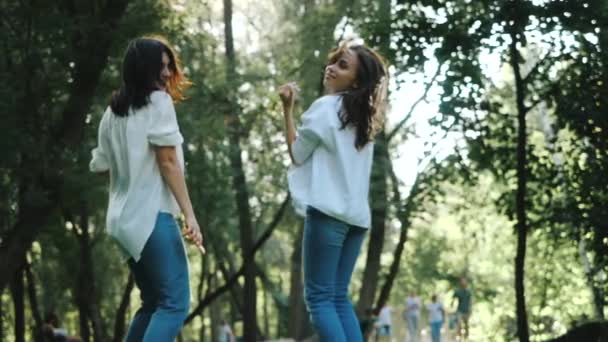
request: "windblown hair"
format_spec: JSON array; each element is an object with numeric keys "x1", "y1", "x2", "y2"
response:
[
  {"x1": 110, "y1": 36, "x2": 191, "y2": 116},
  {"x1": 327, "y1": 41, "x2": 388, "y2": 149}
]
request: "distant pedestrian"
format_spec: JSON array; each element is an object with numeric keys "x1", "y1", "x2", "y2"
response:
[
  {"x1": 404, "y1": 291, "x2": 421, "y2": 342},
  {"x1": 452, "y1": 277, "x2": 472, "y2": 340},
  {"x1": 426, "y1": 294, "x2": 444, "y2": 342},
  {"x1": 219, "y1": 320, "x2": 235, "y2": 342},
  {"x1": 375, "y1": 303, "x2": 393, "y2": 340}
]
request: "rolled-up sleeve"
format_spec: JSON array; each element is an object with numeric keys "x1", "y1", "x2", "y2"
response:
[
  {"x1": 90, "y1": 111, "x2": 110, "y2": 172},
  {"x1": 147, "y1": 93, "x2": 184, "y2": 146},
  {"x1": 292, "y1": 99, "x2": 330, "y2": 165},
  {"x1": 90, "y1": 147, "x2": 109, "y2": 172}
]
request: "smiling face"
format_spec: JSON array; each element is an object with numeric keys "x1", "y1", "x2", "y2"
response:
[{"x1": 323, "y1": 48, "x2": 359, "y2": 94}]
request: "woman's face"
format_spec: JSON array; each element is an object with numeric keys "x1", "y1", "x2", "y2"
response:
[
  {"x1": 158, "y1": 52, "x2": 172, "y2": 91},
  {"x1": 323, "y1": 48, "x2": 359, "y2": 94}
]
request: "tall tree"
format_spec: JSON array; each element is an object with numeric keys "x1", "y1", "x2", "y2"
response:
[
  {"x1": 0, "y1": 0, "x2": 130, "y2": 292},
  {"x1": 355, "y1": 0, "x2": 392, "y2": 315},
  {"x1": 24, "y1": 263, "x2": 43, "y2": 341},
  {"x1": 507, "y1": 1, "x2": 531, "y2": 340},
  {"x1": 222, "y1": 1, "x2": 258, "y2": 339},
  {"x1": 10, "y1": 269, "x2": 25, "y2": 342},
  {"x1": 287, "y1": 222, "x2": 312, "y2": 340}
]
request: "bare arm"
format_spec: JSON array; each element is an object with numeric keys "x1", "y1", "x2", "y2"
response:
[
  {"x1": 279, "y1": 82, "x2": 299, "y2": 164},
  {"x1": 154, "y1": 146, "x2": 204, "y2": 252}
]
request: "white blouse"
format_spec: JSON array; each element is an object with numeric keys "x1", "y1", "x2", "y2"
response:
[
  {"x1": 427, "y1": 302, "x2": 444, "y2": 323},
  {"x1": 288, "y1": 94, "x2": 374, "y2": 228},
  {"x1": 90, "y1": 91, "x2": 185, "y2": 261}
]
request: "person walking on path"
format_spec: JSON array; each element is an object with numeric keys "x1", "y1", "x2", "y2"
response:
[
  {"x1": 375, "y1": 304, "x2": 393, "y2": 341},
  {"x1": 278, "y1": 39, "x2": 388, "y2": 342},
  {"x1": 452, "y1": 277, "x2": 472, "y2": 340},
  {"x1": 90, "y1": 36, "x2": 204, "y2": 341},
  {"x1": 219, "y1": 320, "x2": 236, "y2": 342},
  {"x1": 426, "y1": 294, "x2": 445, "y2": 342},
  {"x1": 404, "y1": 291, "x2": 422, "y2": 342}
]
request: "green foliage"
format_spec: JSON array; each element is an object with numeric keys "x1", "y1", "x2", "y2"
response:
[{"x1": 1, "y1": 0, "x2": 606, "y2": 341}]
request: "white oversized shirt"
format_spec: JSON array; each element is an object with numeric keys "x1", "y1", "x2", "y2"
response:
[
  {"x1": 89, "y1": 91, "x2": 185, "y2": 261},
  {"x1": 287, "y1": 94, "x2": 375, "y2": 228}
]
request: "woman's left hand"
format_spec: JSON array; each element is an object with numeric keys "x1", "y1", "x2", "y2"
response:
[{"x1": 278, "y1": 82, "x2": 299, "y2": 110}]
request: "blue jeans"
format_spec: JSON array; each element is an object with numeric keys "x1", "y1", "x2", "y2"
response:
[
  {"x1": 303, "y1": 207, "x2": 367, "y2": 342},
  {"x1": 430, "y1": 321, "x2": 442, "y2": 342},
  {"x1": 125, "y1": 212, "x2": 190, "y2": 342},
  {"x1": 407, "y1": 314, "x2": 419, "y2": 341}
]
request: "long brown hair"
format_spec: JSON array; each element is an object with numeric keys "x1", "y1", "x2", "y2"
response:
[
  {"x1": 327, "y1": 42, "x2": 388, "y2": 149},
  {"x1": 110, "y1": 36, "x2": 191, "y2": 116}
]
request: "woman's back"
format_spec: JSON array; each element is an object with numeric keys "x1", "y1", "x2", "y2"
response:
[{"x1": 90, "y1": 90, "x2": 184, "y2": 260}]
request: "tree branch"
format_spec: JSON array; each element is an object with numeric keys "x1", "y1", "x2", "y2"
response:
[
  {"x1": 387, "y1": 62, "x2": 442, "y2": 143},
  {"x1": 184, "y1": 194, "x2": 290, "y2": 324}
]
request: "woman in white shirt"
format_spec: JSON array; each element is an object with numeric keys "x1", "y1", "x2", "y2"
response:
[
  {"x1": 219, "y1": 320, "x2": 236, "y2": 342},
  {"x1": 90, "y1": 37, "x2": 203, "y2": 341},
  {"x1": 405, "y1": 291, "x2": 422, "y2": 342},
  {"x1": 278, "y1": 41, "x2": 388, "y2": 342},
  {"x1": 426, "y1": 294, "x2": 445, "y2": 342},
  {"x1": 376, "y1": 304, "x2": 393, "y2": 338}
]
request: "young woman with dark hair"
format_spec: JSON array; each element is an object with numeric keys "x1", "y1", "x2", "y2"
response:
[
  {"x1": 278, "y1": 41, "x2": 388, "y2": 342},
  {"x1": 90, "y1": 36, "x2": 203, "y2": 341}
]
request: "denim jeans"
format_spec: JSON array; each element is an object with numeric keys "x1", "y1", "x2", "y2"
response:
[
  {"x1": 430, "y1": 321, "x2": 443, "y2": 342},
  {"x1": 407, "y1": 314, "x2": 420, "y2": 342},
  {"x1": 125, "y1": 212, "x2": 190, "y2": 342},
  {"x1": 303, "y1": 207, "x2": 367, "y2": 342}
]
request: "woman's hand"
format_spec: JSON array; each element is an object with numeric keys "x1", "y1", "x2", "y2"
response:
[
  {"x1": 183, "y1": 215, "x2": 205, "y2": 254},
  {"x1": 278, "y1": 82, "x2": 300, "y2": 163},
  {"x1": 278, "y1": 82, "x2": 299, "y2": 111}
]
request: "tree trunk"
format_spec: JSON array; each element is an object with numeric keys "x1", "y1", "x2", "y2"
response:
[
  {"x1": 222, "y1": 0, "x2": 257, "y2": 340},
  {"x1": 74, "y1": 208, "x2": 107, "y2": 342},
  {"x1": 263, "y1": 283, "x2": 270, "y2": 337},
  {"x1": 78, "y1": 300, "x2": 91, "y2": 342},
  {"x1": 218, "y1": 260, "x2": 266, "y2": 338},
  {"x1": 24, "y1": 262, "x2": 44, "y2": 341},
  {"x1": 0, "y1": 0, "x2": 130, "y2": 293},
  {"x1": 509, "y1": 20, "x2": 530, "y2": 342},
  {"x1": 357, "y1": 132, "x2": 389, "y2": 315},
  {"x1": 0, "y1": 289, "x2": 4, "y2": 342},
  {"x1": 196, "y1": 255, "x2": 208, "y2": 342},
  {"x1": 1, "y1": 202, "x2": 56, "y2": 294},
  {"x1": 375, "y1": 168, "x2": 420, "y2": 309},
  {"x1": 288, "y1": 222, "x2": 313, "y2": 340},
  {"x1": 113, "y1": 274, "x2": 135, "y2": 342},
  {"x1": 579, "y1": 239, "x2": 605, "y2": 319},
  {"x1": 11, "y1": 268, "x2": 25, "y2": 342},
  {"x1": 357, "y1": 0, "x2": 392, "y2": 315},
  {"x1": 256, "y1": 264, "x2": 289, "y2": 339},
  {"x1": 185, "y1": 195, "x2": 289, "y2": 324},
  {"x1": 209, "y1": 272, "x2": 221, "y2": 342},
  {"x1": 75, "y1": 215, "x2": 91, "y2": 342}
]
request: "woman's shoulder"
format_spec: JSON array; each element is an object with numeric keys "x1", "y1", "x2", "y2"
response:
[
  {"x1": 149, "y1": 90, "x2": 172, "y2": 104},
  {"x1": 304, "y1": 94, "x2": 341, "y2": 123},
  {"x1": 100, "y1": 106, "x2": 114, "y2": 125},
  {"x1": 147, "y1": 91, "x2": 176, "y2": 119},
  {"x1": 311, "y1": 94, "x2": 341, "y2": 108}
]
